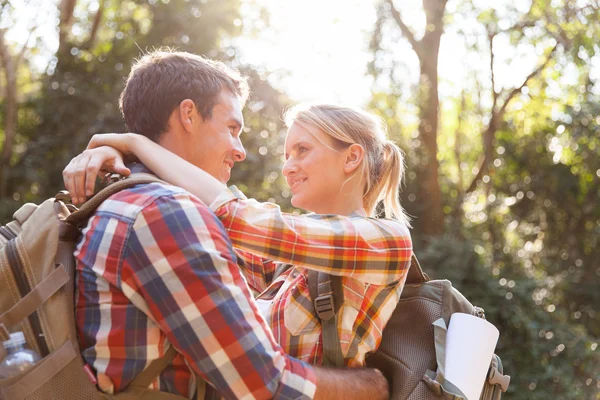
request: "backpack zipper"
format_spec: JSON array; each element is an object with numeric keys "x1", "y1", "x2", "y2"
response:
[{"x1": 5, "y1": 239, "x2": 50, "y2": 357}]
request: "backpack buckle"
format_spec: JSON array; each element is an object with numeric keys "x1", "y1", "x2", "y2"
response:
[
  {"x1": 314, "y1": 294, "x2": 335, "y2": 320},
  {"x1": 102, "y1": 173, "x2": 126, "y2": 184},
  {"x1": 55, "y1": 191, "x2": 73, "y2": 204},
  {"x1": 488, "y1": 366, "x2": 510, "y2": 392}
]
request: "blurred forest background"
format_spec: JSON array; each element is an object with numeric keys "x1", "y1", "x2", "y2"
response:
[{"x1": 0, "y1": 0, "x2": 598, "y2": 398}]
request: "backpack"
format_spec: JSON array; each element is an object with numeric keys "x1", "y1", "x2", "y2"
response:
[
  {"x1": 0, "y1": 173, "x2": 205, "y2": 400},
  {"x1": 308, "y1": 256, "x2": 511, "y2": 400}
]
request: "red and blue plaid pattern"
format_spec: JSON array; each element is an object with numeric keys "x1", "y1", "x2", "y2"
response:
[{"x1": 75, "y1": 166, "x2": 316, "y2": 399}]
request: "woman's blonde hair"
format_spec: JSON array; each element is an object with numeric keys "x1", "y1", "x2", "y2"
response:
[{"x1": 284, "y1": 103, "x2": 410, "y2": 226}]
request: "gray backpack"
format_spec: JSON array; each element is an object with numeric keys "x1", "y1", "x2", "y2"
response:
[{"x1": 308, "y1": 256, "x2": 510, "y2": 400}]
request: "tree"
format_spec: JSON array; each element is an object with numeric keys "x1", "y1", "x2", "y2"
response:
[
  {"x1": 0, "y1": 0, "x2": 41, "y2": 198},
  {"x1": 0, "y1": 0, "x2": 288, "y2": 221},
  {"x1": 370, "y1": 0, "x2": 600, "y2": 237},
  {"x1": 370, "y1": 1, "x2": 600, "y2": 397},
  {"x1": 371, "y1": 0, "x2": 448, "y2": 236}
]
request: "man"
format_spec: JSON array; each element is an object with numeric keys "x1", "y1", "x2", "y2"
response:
[{"x1": 68, "y1": 50, "x2": 389, "y2": 399}]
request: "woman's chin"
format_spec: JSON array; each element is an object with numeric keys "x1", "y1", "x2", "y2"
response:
[{"x1": 290, "y1": 195, "x2": 308, "y2": 211}]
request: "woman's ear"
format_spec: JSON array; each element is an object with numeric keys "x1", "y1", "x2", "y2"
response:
[
  {"x1": 343, "y1": 143, "x2": 364, "y2": 174},
  {"x1": 178, "y1": 99, "x2": 196, "y2": 133}
]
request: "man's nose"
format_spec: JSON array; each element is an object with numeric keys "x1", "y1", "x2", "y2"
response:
[{"x1": 233, "y1": 139, "x2": 246, "y2": 162}]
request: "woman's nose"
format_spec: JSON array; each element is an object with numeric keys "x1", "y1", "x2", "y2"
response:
[{"x1": 282, "y1": 158, "x2": 297, "y2": 177}]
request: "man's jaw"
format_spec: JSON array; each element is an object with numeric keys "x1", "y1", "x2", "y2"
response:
[{"x1": 221, "y1": 160, "x2": 234, "y2": 183}]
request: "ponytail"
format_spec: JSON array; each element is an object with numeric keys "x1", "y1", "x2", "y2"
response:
[{"x1": 381, "y1": 141, "x2": 410, "y2": 226}]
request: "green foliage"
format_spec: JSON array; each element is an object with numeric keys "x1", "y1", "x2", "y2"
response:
[
  {"x1": 1, "y1": 1, "x2": 599, "y2": 399},
  {"x1": 370, "y1": 0, "x2": 600, "y2": 398},
  {"x1": 1, "y1": 0, "x2": 289, "y2": 221}
]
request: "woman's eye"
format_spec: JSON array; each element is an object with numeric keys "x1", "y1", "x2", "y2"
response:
[{"x1": 298, "y1": 147, "x2": 307, "y2": 154}]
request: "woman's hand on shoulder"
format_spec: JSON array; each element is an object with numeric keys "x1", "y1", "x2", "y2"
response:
[{"x1": 63, "y1": 143, "x2": 131, "y2": 205}]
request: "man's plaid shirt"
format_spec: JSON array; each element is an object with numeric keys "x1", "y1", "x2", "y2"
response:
[
  {"x1": 75, "y1": 165, "x2": 317, "y2": 399},
  {"x1": 211, "y1": 187, "x2": 413, "y2": 367}
]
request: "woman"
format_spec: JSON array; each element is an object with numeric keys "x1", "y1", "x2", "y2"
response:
[{"x1": 64, "y1": 103, "x2": 412, "y2": 367}]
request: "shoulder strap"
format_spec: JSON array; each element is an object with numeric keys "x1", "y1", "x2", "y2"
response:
[
  {"x1": 127, "y1": 345, "x2": 179, "y2": 389},
  {"x1": 405, "y1": 254, "x2": 429, "y2": 285},
  {"x1": 307, "y1": 270, "x2": 345, "y2": 367},
  {"x1": 308, "y1": 253, "x2": 425, "y2": 367},
  {"x1": 65, "y1": 173, "x2": 165, "y2": 226},
  {"x1": 121, "y1": 345, "x2": 207, "y2": 400}
]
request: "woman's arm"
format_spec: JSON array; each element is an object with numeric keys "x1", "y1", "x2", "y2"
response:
[
  {"x1": 213, "y1": 195, "x2": 413, "y2": 285},
  {"x1": 63, "y1": 133, "x2": 227, "y2": 205},
  {"x1": 235, "y1": 249, "x2": 283, "y2": 293},
  {"x1": 63, "y1": 133, "x2": 413, "y2": 285}
]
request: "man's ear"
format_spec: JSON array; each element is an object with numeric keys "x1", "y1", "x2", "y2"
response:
[
  {"x1": 178, "y1": 99, "x2": 197, "y2": 133},
  {"x1": 343, "y1": 143, "x2": 364, "y2": 174}
]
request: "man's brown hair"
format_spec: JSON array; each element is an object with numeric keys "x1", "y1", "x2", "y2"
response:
[{"x1": 119, "y1": 49, "x2": 249, "y2": 142}]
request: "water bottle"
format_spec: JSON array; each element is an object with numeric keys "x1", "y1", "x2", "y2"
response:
[{"x1": 0, "y1": 332, "x2": 42, "y2": 378}]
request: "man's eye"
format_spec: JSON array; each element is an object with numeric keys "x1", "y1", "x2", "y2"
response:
[{"x1": 298, "y1": 147, "x2": 307, "y2": 154}]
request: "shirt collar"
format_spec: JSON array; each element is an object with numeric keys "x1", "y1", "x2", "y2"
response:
[
  {"x1": 127, "y1": 162, "x2": 155, "y2": 175},
  {"x1": 349, "y1": 208, "x2": 367, "y2": 218}
]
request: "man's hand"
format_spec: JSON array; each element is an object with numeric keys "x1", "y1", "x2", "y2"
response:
[
  {"x1": 313, "y1": 366, "x2": 389, "y2": 400},
  {"x1": 63, "y1": 146, "x2": 130, "y2": 205}
]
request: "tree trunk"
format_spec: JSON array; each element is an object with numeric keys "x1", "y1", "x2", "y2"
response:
[
  {"x1": 416, "y1": 56, "x2": 443, "y2": 235},
  {"x1": 59, "y1": 0, "x2": 77, "y2": 52},
  {"x1": 0, "y1": 29, "x2": 17, "y2": 198},
  {"x1": 85, "y1": 0, "x2": 105, "y2": 49},
  {"x1": 415, "y1": 0, "x2": 447, "y2": 236}
]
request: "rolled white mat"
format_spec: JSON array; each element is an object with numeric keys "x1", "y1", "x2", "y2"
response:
[{"x1": 445, "y1": 313, "x2": 499, "y2": 400}]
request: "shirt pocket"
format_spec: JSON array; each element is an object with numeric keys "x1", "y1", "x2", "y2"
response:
[{"x1": 283, "y1": 275, "x2": 321, "y2": 336}]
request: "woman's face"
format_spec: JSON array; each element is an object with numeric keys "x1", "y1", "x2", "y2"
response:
[{"x1": 282, "y1": 122, "x2": 352, "y2": 213}]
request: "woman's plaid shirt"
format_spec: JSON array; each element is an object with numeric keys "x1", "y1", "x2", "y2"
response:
[{"x1": 211, "y1": 187, "x2": 413, "y2": 367}]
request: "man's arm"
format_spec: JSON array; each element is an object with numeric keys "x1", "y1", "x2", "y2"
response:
[
  {"x1": 211, "y1": 187, "x2": 412, "y2": 285},
  {"x1": 313, "y1": 367, "x2": 389, "y2": 400},
  {"x1": 121, "y1": 191, "x2": 317, "y2": 399}
]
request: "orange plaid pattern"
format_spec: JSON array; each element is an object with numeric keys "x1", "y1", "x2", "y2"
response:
[{"x1": 211, "y1": 187, "x2": 413, "y2": 366}]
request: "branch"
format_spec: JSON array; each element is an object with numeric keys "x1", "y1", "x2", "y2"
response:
[
  {"x1": 464, "y1": 43, "x2": 559, "y2": 195},
  {"x1": 385, "y1": 0, "x2": 421, "y2": 57},
  {"x1": 489, "y1": 31, "x2": 498, "y2": 111},
  {"x1": 0, "y1": 0, "x2": 12, "y2": 11},
  {"x1": 464, "y1": 125, "x2": 493, "y2": 194},
  {"x1": 85, "y1": 0, "x2": 105, "y2": 49},
  {"x1": 59, "y1": 0, "x2": 77, "y2": 50},
  {"x1": 501, "y1": 2, "x2": 536, "y2": 34},
  {"x1": 454, "y1": 89, "x2": 467, "y2": 193},
  {"x1": 498, "y1": 42, "x2": 558, "y2": 116},
  {"x1": 0, "y1": 27, "x2": 17, "y2": 197},
  {"x1": 15, "y1": 23, "x2": 37, "y2": 67}
]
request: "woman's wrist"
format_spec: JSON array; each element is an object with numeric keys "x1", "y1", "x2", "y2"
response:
[{"x1": 126, "y1": 133, "x2": 143, "y2": 155}]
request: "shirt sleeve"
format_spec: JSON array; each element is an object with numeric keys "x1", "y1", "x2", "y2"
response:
[
  {"x1": 234, "y1": 249, "x2": 281, "y2": 293},
  {"x1": 210, "y1": 187, "x2": 413, "y2": 285},
  {"x1": 119, "y1": 192, "x2": 317, "y2": 400}
]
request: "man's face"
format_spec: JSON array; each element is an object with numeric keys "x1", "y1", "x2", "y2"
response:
[{"x1": 189, "y1": 90, "x2": 246, "y2": 183}]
